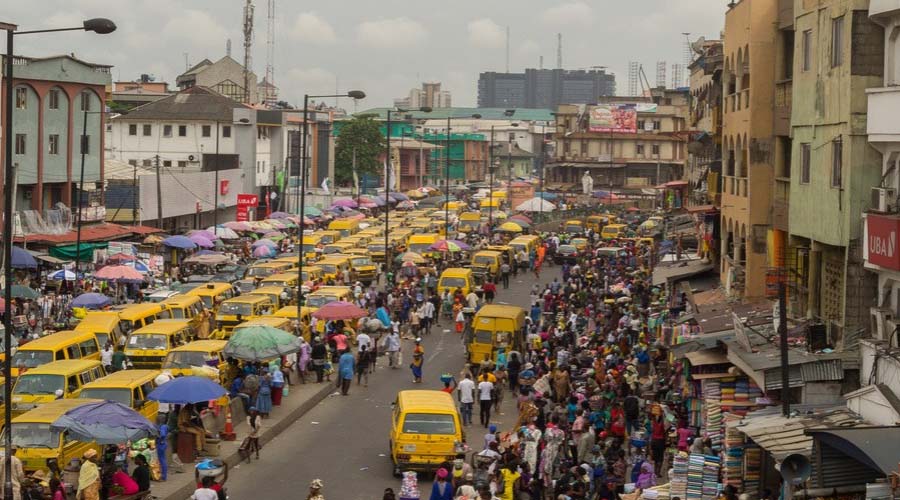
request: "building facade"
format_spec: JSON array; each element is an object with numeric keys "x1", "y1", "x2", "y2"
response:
[
  {"x1": 175, "y1": 56, "x2": 260, "y2": 104},
  {"x1": 1, "y1": 54, "x2": 111, "y2": 214},
  {"x1": 788, "y1": 0, "x2": 882, "y2": 346},
  {"x1": 477, "y1": 68, "x2": 616, "y2": 109},
  {"x1": 423, "y1": 133, "x2": 488, "y2": 185},
  {"x1": 547, "y1": 89, "x2": 690, "y2": 191},
  {"x1": 394, "y1": 82, "x2": 451, "y2": 109}
]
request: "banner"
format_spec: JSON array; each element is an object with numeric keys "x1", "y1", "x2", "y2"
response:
[
  {"x1": 236, "y1": 193, "x2": 258, "y2": 222},
  {"x1": 589, "y1": 104, "x2": 637, "y2": 133},
  {"x1": 866, "y1": 214, "x2": 900, "y2": 271}
]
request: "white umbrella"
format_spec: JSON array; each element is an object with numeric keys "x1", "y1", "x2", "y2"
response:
[
  {"x1": 206, "y1": 226, "x2": 240, "y2": 239},
  {"x1": 515, "y1": 197, "x2": 556, "y2": 213}
]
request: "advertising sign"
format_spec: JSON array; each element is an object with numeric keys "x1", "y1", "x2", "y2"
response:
[
  {"x1": 589, "y1": 104, "x2": 638, "y2": 133},
  {"x1": 236, "y1": 193, "x2": 259, "y2": 222},
  {"x1": 866, "y1": 214, "x2": 900, "y2": 271}
]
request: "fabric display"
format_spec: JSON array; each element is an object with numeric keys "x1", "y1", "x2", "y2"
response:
[
  {"x1": 684, "y1": 453, "x2": 719, "y2": 500},
  {"x1": 701, "y1": 454, "x2": 721, "y2": 500},
  {"x1": 670, "y1": 452, "x2": 689, "y2": 500},
  {"x1": 743, "y1": 445, "x2": 761, "y2": 498},
  {"x1": 705, "y1": 402, "x2": 722, "y2": 450}
]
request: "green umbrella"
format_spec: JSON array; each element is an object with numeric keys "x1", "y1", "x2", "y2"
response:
[
  {"x1": 223, "y1": 325, "x2": 302, "y2": 361},
  {"x1": 302, "y1": 206, "x2": 323, "y2": 217},
  {"x1": 1, "y1": 285, "x2": 40, "y2": 299}
]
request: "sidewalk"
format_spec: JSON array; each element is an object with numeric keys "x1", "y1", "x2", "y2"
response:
[{"x1": 153, "y1": 377, "x2": 336, "y2": 500}]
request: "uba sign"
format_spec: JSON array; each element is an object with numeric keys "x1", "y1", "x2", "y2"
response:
[{"x1": 866, "y1": 214, "x2": 900, "y2": 271}]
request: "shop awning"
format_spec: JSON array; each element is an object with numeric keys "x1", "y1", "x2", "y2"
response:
[
  {"x1": 652, "y1": 260, "x2": 715, "y2": 286},
  {"x1": 808, "y1": 427, "x2": 900, "y2": 475},
  {"x1": 731, "y1": 406, "x2": 866, "y2": 460},
  {"x1": 685, "y1": 349, "x2": 729, "y2": 366}
]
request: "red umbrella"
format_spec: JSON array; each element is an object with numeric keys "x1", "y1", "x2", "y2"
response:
[
  {"x1": 94, "y1": 265, "x2": 144, "y2": 282},
  {"x1": 106, "y1": 252, "x2": 136, "y2": 262},
  {"x1": 311, "y1": 301, "x2": 368, "y2": 321},
  {"x1": 509, "y1": 214, "x2": 532, "y2": 224}
]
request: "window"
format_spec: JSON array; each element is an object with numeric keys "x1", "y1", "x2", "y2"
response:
[
  {"x1": 202, "y1": 125, "x2": 211, "y2": 137},
  {"x1": 223, "y1": 125, "x2": 231, "y2": 138},
  {"x1": 831, "y1": 17, "x2": 844, "y2": 67},
  {"x1": 142, "y1": 159, "x2": 152, "y2": 167},
  {"x1": 652, "y1": 120, "x2": 661, "y2": 130},
  {"x1": 15, "y1": 87, "x2": 26, "y2": 109},
  {"x1": 163, "y1": 160, "x2": 172, "y2": 167},
  {"x1": 636, "y1": 120, "x2": 645, "y2": 130},
  {"x1": 177, "y1": 160, "x2": 187, "y2": 168},
  {"x1": 48, "y1": 134, "x2": 59, "y2": 155},
  {"x1": 80, "y1": 135, "x2": 90, "y2": 155},
  {"x1": 636, "y1": 144, "x2": 645, "y2": 155},
  {"x1": 128, "y1": 124, "x2": 137, "y2": 136},
  {"x1": 163, "y1": 125, "x2": 173, "y2": 137},
  {"x1": 142, "y1": 124, "x2": 151, "y2": 136},
  {"x1": 802, "y1": 30, "x2": 813, "y2": 71},
  {"x1": 80, "y1": 91, "x2": 91, "y2": 111},
  {"x1": 651, "y1": 144, "x2": 660, "y2": 155},
  {"x1": 128, "y1": 159, "x2": 137, "y2": 167},
  {"x1": 800, "y1": 143, "x2": 811, "y2": 184},
  {"x1": 831, "y1": 138, "x2": 842, "y2": 187},
  {"x1": 178, "y1": 125, "x2": 187, "y2": 137},
  {"x1": 14, "y1": 134, "x2": 25, "y2": 155},
  {"x1": 48, "y1": 90, "x2": 60, "y2": 110}
]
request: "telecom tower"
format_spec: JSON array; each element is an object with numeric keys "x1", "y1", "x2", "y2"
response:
[
  {"x1": 682, "y1": 32, "x2": 693, "y2": 88},
  {"x1": 628, "y1": 61, "x2": 640, "y2": 97},
  {"x1": 656, "y1": 61, "x2": 667, "y2": 88},
  {"x1": 557, "y1": 33, "x2": 563, "y2": 69},
  {"x1": 264, "y1": 0, "x2": 276, "y2": 107},
  {"x1": 671, "y1": 64, "x2": 684, "y2": 89},
  {"x1": 242, "y1": 0, "x2": 254, "y2": 104}
]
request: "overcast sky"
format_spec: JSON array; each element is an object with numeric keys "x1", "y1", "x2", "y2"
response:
[{"x1": 7, "y1": 0, "x2": 725, "y2": 109}]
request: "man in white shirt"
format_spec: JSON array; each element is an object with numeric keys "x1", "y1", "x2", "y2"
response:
[
  {"x1": 421, "y1": 300, "x2": 435, "y2": 333},
  {"x1": 356, "y1": 332, "x2": 372, "y2": 352},
  {"x1": 100, "y1": 344, "x2": 113, "y2": 368},
  {"x1": 457, "y1": 373, "x2": 476, "y2": 426},
  {"x1": 477, "y1": 378, "x2": 494, "y2": 428},
  {"x1": 384, "y1": 330, "x2": 401, "y2": 368},
  {"x1": 466, "y1": 291, "x2": 479, "y2": 310}
]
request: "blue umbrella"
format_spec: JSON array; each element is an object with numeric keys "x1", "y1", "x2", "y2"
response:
[
  {"x1": 147, "y1": 376, "x2": 226, "y2": 404},
  {"x1": 251, "y1": 238, "x2": 277, "y2": 249},
  {"x1": 51, "y1": 400, "x2": 157, "y2": 444},
  {"x1": 11, "y1": 247, "x2": 37, "y2": 269},
  {"x1": 128, "y1": 261, "x2": 151, "y2": 274},
  {"x1": 71, "y1": 293, "x2": 112, "y2": 309},
  {"x1": 48, "y1": 269, "x2": 82, "y2": 281},
  {"x1": 162, "y1": 235, "x2": 197, "y2": 250},
  {"x1": 389, "y1": 192, "x2": 409, "y2": 201}
]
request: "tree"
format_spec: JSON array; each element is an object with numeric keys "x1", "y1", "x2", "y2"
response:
[{"x1": 334, "y1": 116, "x2": 384, "y2": 186}]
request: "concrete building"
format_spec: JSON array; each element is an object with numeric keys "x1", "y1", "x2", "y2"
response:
[
  {"x1": 492, "y1": 143, "x2": 535, "y2": 181},
  {"x1": 720, "y1": 0, "x2": 780, "y2": 300},
  {"x1": 862, "y1": 0, "x2": 900, "y2": 343},
  {"x1": 111, "y1": 76, "x2": 171, "y2": 112},
  {"x1": 393, "y1": 82, "x2": 451, "y2": 109},
  {"x1": 0, "y1": 54, "x2": 111, "y2": 215},
  {"x1": 547, "y1": 89, "x2": 690, "y2": 191},
  {"x1": 477, "y1": 68, "x2": 616, "y2": 109},
  {"x1": 788, "y1": 0, "x2": 882, "y2": 346},
  {"x1": 176, "y1": 56, "x2": 259, "y2": 105},
  {"x1": 422, "y1": 132, "x2": 488, "y2": 185}
]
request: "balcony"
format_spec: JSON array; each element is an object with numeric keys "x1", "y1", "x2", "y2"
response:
[
  {"x1": 723, "y1": 175, "x2": 748, "y2": 197},
  {"x1": 867, "y1": 87, "x2": 900, "y2": 143}
]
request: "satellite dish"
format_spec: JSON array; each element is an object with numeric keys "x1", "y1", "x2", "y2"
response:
[{"x1": 780, "y1": 454, "x2": 811, "y2": 485}]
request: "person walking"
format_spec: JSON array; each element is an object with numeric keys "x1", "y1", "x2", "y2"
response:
[
  {"x1": 307, "y1": 479, "x2": 325, "y2": 500},
  {"x1": 384, "y1": 329, "x2": 401, "y2": 368},
  {"x1": 338, "y1": 349, "x2": 355, "y2": 395},
  {"x1": 245, "y1": 408, "x2": 262, "y2": 461},
  {"x1": 410, "y1": 338, "x2": 425, "y2": 383},
  {"x1": 356, "y1": 346, "x2": 370, "y2": 387},
  {"x1": 457, "y1": 372, "x2": 476, "y2": 426},
  {"x1": 478, "y1": 375, "x2": 494, "y2": 428},
  {"x1": 311, "y1": 336, "x2": 327, "y2": 383},
  {"x1": 500, "y1": 262, "x2": 511, "y2": 289}
]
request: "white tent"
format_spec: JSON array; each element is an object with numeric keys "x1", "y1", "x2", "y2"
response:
[{"x1": 515, "y1": 197, "x2": 556, "y2": 213}]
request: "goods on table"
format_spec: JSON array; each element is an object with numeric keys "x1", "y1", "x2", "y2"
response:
[{"x1": 399, "y1": 471, "x2": 420, "y2": 500}]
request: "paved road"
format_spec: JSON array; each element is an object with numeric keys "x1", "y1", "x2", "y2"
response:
[{"x1": 225, "y1": 265, "x2": 560, "y2": 500}]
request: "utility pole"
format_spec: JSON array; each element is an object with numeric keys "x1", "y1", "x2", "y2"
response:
[
  {"x1": 155, "y1": 154, "x2": 162, "y2": 229},
  {"x1": 132, "y1": 162, "x2": 137, "y2": 226},
  {"x1": 779, "y1": 280, "x2": 790, "y2": 417}
]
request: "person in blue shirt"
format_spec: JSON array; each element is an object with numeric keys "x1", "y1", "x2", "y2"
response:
[{"x1": 338, "y1": 350, "x2": 356, "y2": 396}]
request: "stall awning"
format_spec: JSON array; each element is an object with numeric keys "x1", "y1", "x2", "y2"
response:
[
  {"x1": 807, "y1": 427, "x2": 900, "y2": 475},
  {"x1": 652, "y1": 260, "x2": 715, "y2": 286},
  {"x1": 684, "y1": 348, "x2": 729, "y2": 366}
]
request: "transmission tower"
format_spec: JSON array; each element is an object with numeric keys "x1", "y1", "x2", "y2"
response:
[
  {"x1": 264, "y1": 0, "x2": 276, "y2": 107},
  {"x1": 627, "y1": 61, "x2": 640, "y2": 97},
  {"x1": 671, "y1": 64, "x2": 684, "y2": 89},
  {"x1": 656, "y1": 61, "x2": 667, "y2": 88},
  {"x1": 242, "y1": 0, "x2": 254, "y2": 104},
  {"x1": 557, "y1": 33, "x2": 563, "y2": 69}
]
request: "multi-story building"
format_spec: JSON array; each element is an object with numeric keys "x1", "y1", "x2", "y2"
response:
[
  {"x1": 176, "y1": 56, "x2": 259, "y2": 104},
  {"x1": 1, "y1": 54, "x2": 111, "y2": 214},
  {"x1": 720, "y1": 0, "x2": 780, "y2": 299},
  {"x1": 477, "y1": 68, "x2": 616, "y2": 109},
  {"x1": 788, "y1": 0, "x2": 882, "y2": 346},
  {"x1": 423, "y1": 132, "x2": 488, "y2": 185},
  {"x1": 394, "y1": 82, "x2": 452, "y2": 109},
  {"x1": 862, "y1": 1, "x2": 900, "y2": 343},
  {"x1": 547, "y1": 89, "x2": 690, "y2": 190}
]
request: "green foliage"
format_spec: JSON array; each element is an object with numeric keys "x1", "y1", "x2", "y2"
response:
[{"x1": 334, "y1": 116, "x2": 384, "y2": 185}]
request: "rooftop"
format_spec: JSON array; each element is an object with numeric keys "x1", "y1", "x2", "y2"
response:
[
  {"x1": 356, "y1": 107, "x2": 555, "y2": 122},
  {"x1": 111, "y1": 86, "x2": 250, "y2": 122}
]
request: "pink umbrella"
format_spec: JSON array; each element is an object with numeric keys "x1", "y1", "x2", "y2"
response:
[
  {"x1": 253, "y1": 245, "x2": 276, "y2": 258},
  {"x1": 94, "y1": 265, "x2": 144, "y2": 282},
  {"x1": 311, "y1": 301, "x2": 368, "y2": 320},
  {"x1": 510, "y1": 214, "x2": 532, "y2": 224},
  {"x1": 224, "y1": 221, "x2": 251, "y2": 231},
  {"x1": 189, "y1": 229, "x2": 218, "y2": 240},
  {"x1": 331, "y1": 198, "x2": 358, "y2": 209},
  {"x1": 189, "y1": 234, "x2": 215, "y2": 248},
  {"x1": 359, "y1": 201, "x2": 378, "y2": 209},
  {"x1": 106, "y1": 252, "x2": 136, "y2": 262}
]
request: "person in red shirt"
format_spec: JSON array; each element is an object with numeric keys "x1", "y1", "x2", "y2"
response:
[
  {"x1": 650, "y1": 413, "x2": 668, "y2": 475},
  {"x1": 483, "y1": 280, "x2": 497, "y2": 304},
  {"x1": 440, "y1": 376, "x2": 457, "y2": 394}
]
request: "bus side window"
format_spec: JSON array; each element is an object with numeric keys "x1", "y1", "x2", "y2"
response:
[
  {"x1": 55, "y1": 349, "x2": 65, "y2": 361},
  {"x1": 67, "y1": 376, "x2": 79, "y2": 393},
  {"x1": 66, "y1": 345, "x2": 82, "y2": 359}
]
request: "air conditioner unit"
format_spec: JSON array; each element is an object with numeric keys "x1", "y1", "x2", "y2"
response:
[
  {"x1": 871, "y1": 187, "x2": 897, "y2": 213},
  {"x1": 188, "y1": 154, "x2": 196, "y2": 162}
]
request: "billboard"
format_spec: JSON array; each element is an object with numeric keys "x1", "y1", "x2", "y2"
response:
[
  {"x1": 589, "y1": 104, "x2": 638, "y2": 133},
  {"x1": 866, "y1": 213, "x2": 900, "y2": 271}
]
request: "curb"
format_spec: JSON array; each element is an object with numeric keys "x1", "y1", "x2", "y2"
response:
[{"x1": 161, "y1": 382, "x2": 336, "y2": 500}]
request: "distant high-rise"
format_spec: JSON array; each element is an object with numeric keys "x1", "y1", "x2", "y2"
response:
[
  {"x1": 394, "y1": 82, "x2": 452, "y2": 109},
  {"x1": 477, "y1": 68, "x2": 615, "y2": 109}
]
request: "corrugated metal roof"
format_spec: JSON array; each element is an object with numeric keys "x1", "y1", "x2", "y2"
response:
[
  {"x1": 113, "y1": 86, "x2": 250, "y2": 122},
  {"x1": 731, "y1": 407, "x2": 869, "y2": 460},
  {"x1": 800, "y1": 359, "x2": 845, "y2": 381}
]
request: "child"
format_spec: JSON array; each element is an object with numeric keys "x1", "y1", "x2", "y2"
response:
[
  {"x1": 483, "y1": 424, "x2": 498, "y2": 450},
  {"x1": 455, "y1": 308, "x2": 465, "y2": 334}
]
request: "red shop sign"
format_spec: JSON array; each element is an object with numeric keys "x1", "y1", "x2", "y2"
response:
[
  {"x1": 867, "y1": 214, "x2": 900, "y2": 271},
  {"x1": 236, "y1": 194, "x2": 259, "y2": 222}
]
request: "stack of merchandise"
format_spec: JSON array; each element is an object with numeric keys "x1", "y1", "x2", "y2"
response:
[
  {"x1": 733, "y1": 378, "x2": 750, "y2": 402},
  {"x1": 723, "y1": 447, "x2": 743, "y2": 489},
  {"x1": 686, "y1": 454, "x2": 706, "y2": 500},
  {"x1": 719, "y1": 377, "x2": 737, "y2": 402},
  {"x1": 399, "y1": 471, "x2": 420, "y2": 500},
  {"x1": 702, "y1": 379, "x2": 721, "y2": 400},
  {"x1": 701, "y1": 455, "x2": 721, "y2": 500},
  {"x1": 706, "y1": 402, "x2": 723, "y2": 450},
  {"x1": 743, "y1": 445, "x2": 762, "y2": 498},
  {"x1": 670, "y1": 452, "x2": 689, "y2": 500},
  {"x1": 748, "y1": 380, "x2": 763, "y2": 400}
]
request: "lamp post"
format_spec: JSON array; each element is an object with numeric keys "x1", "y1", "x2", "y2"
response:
[
  {"x1": 73, "y1": 108, "x2": 106, "y2": 289},
  {"x1": 384, "y1": 106, "x2": 430, "y2": 288},
  {"x1": 2, "y1": 18, "x2": 115, "y2": 500},
  {"x1": 297, "y1": 91, "x2": 365, "y2": 316},
  {"x1": 489, "y1": 158, "x2": 499, "y2": 227}
]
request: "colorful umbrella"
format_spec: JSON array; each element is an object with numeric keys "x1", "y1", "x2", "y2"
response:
[
  {"x1": 71, "y1": 293, "x2": 112, "y2": 309},
  {"x1": 48, "y1": 269, "x2": 81, "y2": 281},
  {"x1": 11, "y1": 247, "x2": 37, "y2": 269},
  {"x1": 224, "y1": 221, "x2": 252, "y2": 231},
  {"x1": 188, "y1": 229, "x2": 218, "y2": 240},
  {"x1": 223, "y1": 326, "x2": 303, "y2": 361},
  {"x1": 311, "y1": 301, "x2": 368, "y2": 321},
  {"x1": 94, "y1": 265, "x2": 144, "y2": 282},
  {"x1": 497, "y1": 221, "x2": 524, "y2": 233},
  {"x1": 389, "y1": 192, "x2": 409, "y2": 201},
  {"x1": 263, "y1": 231, "x2": 286, "y2": 241},
  {"x1": 509, "y1": 214, "x2": 532, "y2": 224},
  {"x1": 395, "y1": 252, "x2": 426, "y2": 264},
  {"x1": 253, "y1": 246, "x2": 276, "y2": 258},
  {"x1": 331, "y1": 198, "x2": 358, "y2": 208},
  {"x1": 269, "y1": 211, "x2": 290, "y2": 219},
  {"x1": 147, "y1": 376, "x2": 227, "y2": 404},
  {"x1": 430, "y1": 240, "x2": 465, "y2": 252},
  {"x1": 207, "y1": 226, "x2": 240, "y2": 239},
  {"x1": 143, "y1": 234, "x2": 164, "y2": 245},
  {"x1": 188, "y1": 234, "x2": 215, "y2": 248},
  {"x1": 51, "y1": 400, "x2": 157, "y2": 444},
  {"x1": 0, "y1": 285, "x2": 39, "y2": 299},
  {"x1": 302, "y1": 206, "x2": 323, "y2": 217},
  {"x1": 106, "y1": 252, "x2": 136, "y2": 262},
  {"x1": 162, "y1": 235, "x2": 197, "y2": 250},
  {"x1": 251, "y1": 238, "x2": 278, "y2": 249}
]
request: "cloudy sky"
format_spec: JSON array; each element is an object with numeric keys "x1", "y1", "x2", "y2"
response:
[{"x1": 7, "y1": 0, "x2": 725, "y2": 109}]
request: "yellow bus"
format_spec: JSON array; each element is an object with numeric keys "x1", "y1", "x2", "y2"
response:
[
  {"x1": 163, "y1": 340, "x2": 228, "y2": 381},
  {"x1": 438, "y1": 268, "x2": 475, "y2": 296},
  {"x1": 328, "y1": 219, "x2": 361, "y2": 238},
  {"x1": 298, "y1": 234, "x2": 324, "y2": 261},
  {"x1": 390, "y1": 390, "x2": 464, "y2": 476},
  {"x1": 125, "y1": 319, "x2": 194, "y2": 368},
  {"x1": 11, "y1": 359, "x2": 105, "y2": 415},
  {"x1": 185, "y1": 282, "x2": 236, "y2": 312},
  {"x1": 214, "y1": 295, "x2": 275, "y2": 336},
  {"x1": 11, "y1": 330, "x2": 101, "y2": 377},
  {"x1": 161, "y1": 295, "x2": 205, "y2": 335},
  {"x1": 74, "y1": 311, "x2": 123, "y2": 350},
  {"x1": 408, "y1": 233, "x2": 443, "y2": 258},
  {"x1": 304, "y1": 286, "x2": 353, "y2": 310},
  {"x1": 317, "y1": 255, "x2": 352, "y2": 282},
  {"x1": 6, "y1": 399, "x2": 102, "y2": 473},
  {"x1": 115, "y1": 303, "x2": 166, "y2": 335},
  {"x1": 458, "y1": 212, "x2": 482, "y2": 233},
  {"x1": 249, "y1": 285, "x2": 293, "y2": 309},
  {"x1": 246, "y1": 261, "x2": 294, "y2": 281},
  {"x1": 468, "y1": 305, "x2": 526, "y2": 365},
  {"x1": 315, "y1": 230, "x2": 341, "y2": 245},
  {"x1": 78, "y1": 369, "x2": 160, "y2": 421}
]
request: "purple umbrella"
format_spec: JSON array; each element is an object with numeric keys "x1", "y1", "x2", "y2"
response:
[
  {"x1": 446, "y1": 239, "x2": 472, "y2": 251},
  {"x1": 253, "y1": 245, "x2": 276, "y2": 258},
  {"x1": 189, "y1": 234, "x2": 215, "y2": 248},
  {"x1": 51, "y1": 400, "x2": 157, "y2": 444},
  {"x1": 162, "y1": 235, "x2": 197, "y2": 250},
  {"x1": 251, "y1": 238, "x2": 277, "y2": 249},
  {"x1": 269, "y1": 211, "x2": 290, "y2": 219},
  {"x1": 71, "y1": 293, "x2": 112, "y2": 309},
  {"x1": 331, "y1": 198, "x2": 358, "y2": 208}
]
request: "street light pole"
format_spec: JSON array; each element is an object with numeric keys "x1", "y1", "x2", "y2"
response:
[
  {"x1": 489, "y1": 125, "x2": 495, "y2": 228},
  {"x1": 213, "y1": 120, "x2": 220, "y2": 231},
  {"x1": 445, "y1": 116, "x2": 451, "y2": 238},
  {"x1": 384, "y1": 108, "x2": 392, "y2": 287},
  {"x1": 3, "y1": 19, "x2": 115, "y2": 500}
]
